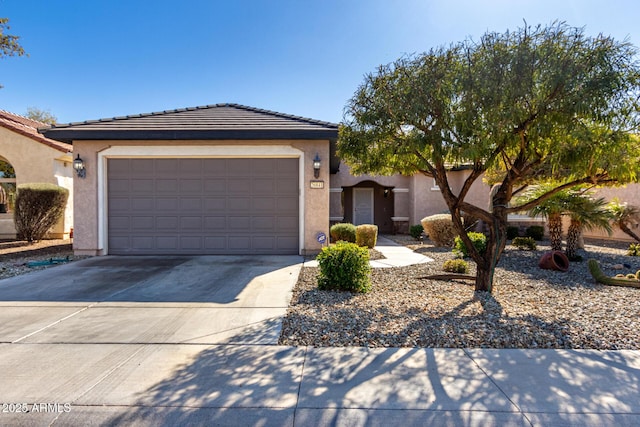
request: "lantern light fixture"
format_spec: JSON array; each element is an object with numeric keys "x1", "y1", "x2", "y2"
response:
[
  {"x1": 73, "y1": 154, "x2": 86, "y2": 178},
  {"x1": 313, "y1": 154, "x2": 321, "y2": 179}
]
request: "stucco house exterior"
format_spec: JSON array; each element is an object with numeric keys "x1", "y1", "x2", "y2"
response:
[
  {"x1": 0, "y1": 110, "x2": 74, "y2": 239},
  {"x1": 42, "y1": 104, "x2": 337, "y2": 256},
  {"x1": 40, "y1": 103, "x2": 639, "y2": 256}
]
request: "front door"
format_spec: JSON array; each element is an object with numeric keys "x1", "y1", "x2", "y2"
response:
[{"x1": 353, "y1": 188, "x2": 374, "y2": 225}]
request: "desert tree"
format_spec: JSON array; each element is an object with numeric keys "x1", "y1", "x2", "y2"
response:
[{"x1": 339, "y1": 22, "x2": 640, "y2": 292}]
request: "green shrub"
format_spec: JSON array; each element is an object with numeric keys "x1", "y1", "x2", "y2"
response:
[
  {"x1": 316, "y1": 241, "x2": 371, "y2": 293},
  {"x1": 356, "y1": 224, "x2": 378, "y2": 248},
  {"x1": 512, "y1": 236, "x2": 537, "y2": 251},
  {"x1": 421, "y1": 214, "x2": 458, "y2": 247},
  {"x1": 507, "y1": 226, "x2": 520, "y2": 240},
  {"x1": 525, "y1": 225, "x2": 545, "y2": 241},
  {"x1": 409, "y1": 224, "x2": 424, "y2": 240},
  {"x1": 330, "y1": 223, "x2": 356, "y2": 243},
  {"x1": 453, "y1": 232, "x2": 487, "y2": 258},
  {"x1": 627, "y1": 243, "x2": 640, "y2": 256},
  {"x1": 14, "y1": 183, "x2": 69, "y2": 243},
  {"x1": 442, "y1": 259, "x2": 469, "y2": 274}
]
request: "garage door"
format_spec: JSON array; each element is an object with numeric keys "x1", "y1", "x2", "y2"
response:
[{"x1": 107, "y1": 158, "x2": 299, "y2": 255}]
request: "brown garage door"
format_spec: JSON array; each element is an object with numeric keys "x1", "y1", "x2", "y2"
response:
[{"x1": 107, "y1": 158, "x2": 299, "y2": 255}]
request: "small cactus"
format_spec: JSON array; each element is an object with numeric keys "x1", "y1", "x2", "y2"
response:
[{"x1": 587, "y1": 259, "x2": 640, "y2": 288}]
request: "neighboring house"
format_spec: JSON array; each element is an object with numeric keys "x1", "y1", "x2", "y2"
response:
[
  {"x1": 0, "y1": 110, "x2": 74, "y2": 239},
  {"x1": 42, "y1": 104, "x2": 337, "y2": 256}
]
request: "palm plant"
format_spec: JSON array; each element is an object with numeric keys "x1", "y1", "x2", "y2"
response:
[
  {"x1": 607, "y1": 198, "x2": 640, "y2": 242},
  {"x1": 564, "y1": 195, "x2": 613, "y2": 260},
  {"x1": 517, "y1": 185, "x2": 570, "y2": 251}
]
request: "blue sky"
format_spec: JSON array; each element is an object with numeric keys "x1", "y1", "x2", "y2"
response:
[{"x1": 1, "y1": 0, "x2": 639, "y2": 124}]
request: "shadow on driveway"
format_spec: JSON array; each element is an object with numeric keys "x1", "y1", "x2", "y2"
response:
[{"x1": 0, "y1": 255, "x2": 303, "y2": 304}]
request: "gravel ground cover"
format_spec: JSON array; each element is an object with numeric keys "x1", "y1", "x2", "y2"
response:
[
  {"x1": 280, "y1": 235, "x2": 640, "y2": 349},
  {"x1": 0, "y1": 239, "x2": 77, "y2": 280}
]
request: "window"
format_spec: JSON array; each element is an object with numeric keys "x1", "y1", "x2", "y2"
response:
[{"x1": 0, "y1": 158, "x2": 16, "y2": 213}]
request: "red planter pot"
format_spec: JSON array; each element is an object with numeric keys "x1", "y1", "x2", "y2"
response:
[{"x1": 538, "y1": 251, "x2": 569, "y2": 272}]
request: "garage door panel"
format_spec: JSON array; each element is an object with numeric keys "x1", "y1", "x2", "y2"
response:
[
  {"x1": 253, "y1": 197, "x2": 276, "y2": 211},
  {"x1": 157, "y1": 216, "x2": 179, "y2": 229},
  {"x1": 156, "y1": 198, "x2": 179, "y2": 211},
  {"x1": 228, "y1": 198, "x2": 250, "y2": 211},
  {"x1": 253, "y1": 180, "x2": 275, "y2": 193},
  {"x1": 228, "y1": 217, "x2": 250, "y2": 229},
  {"x1": 278, "y1": 216, "x2": 298, "y2": 231},
  {"x1": 227, "y1": 159, "x2": 251, "y2": 175},
  {"x1": 180, "y1": 217, "x2": 203, "y2": 229},
  {"x1": 228, "y1": 179, "x2": 251, "y2": 193},
  {"x1": 157, "y1": 179, "x2": 179, "y2": 192},
  {"x1": 180, "y1": 179, "x2": 202, "y2": 193},
  {"x1": 132, "y1": 217, "x2": 155, "y2": 230},
  {"x1": 131, "y1": 236, "x2": 154, "y2": 249},
  {"x1": 108, "y1": 158, "x2": 299, "y2": 254},
  {"x1": 109, "y1": 197, "x2": 130, "y2": 211},
  {"x1": 204, "y1": 179, "x2": 226, "y2": 193},
  {"x1": 180, "y1": 198, "x2": 202, "y2": 210},
  {"x1": 180, "y1": 236, "x2": 202, "y2": 249},
  {"x1": 204, "y1": 198, "x2": 226, "y2": 210},
  {"x1": 109, "y1": 216, "x2": 130, "y2": 230},
  {"x1": 156, "y1": 159, "x2": 179, "y2": 173},
  {"x1": 278, "y1": 179, "x2": 298, "y2": 193},
  {"x1": 204, "y1": 236, "x2": 226, "y2": 249},
  {"x1": 204, "y1": 216, "x2": 226, "y2": 229},
  {"x1": 253, "y1": 217, "x2": 275, "y2": 230},
  {"x1": 132, "y1": 179, "x2": 154, "y2": 192},
  {"x1": 229, "y1": 236, "x2": 251, "y2": 250}
]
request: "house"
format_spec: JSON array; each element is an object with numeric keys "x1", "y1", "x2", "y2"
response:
[
  {"x1": 0, "y1": 110, "x2": 74, "y2": 239},
  {"x1": 40, "y1": 103, "x2": 638, "y2": 256},
  {"x1": 41, "y1": 104, "x2": 337, "y2": 256}
]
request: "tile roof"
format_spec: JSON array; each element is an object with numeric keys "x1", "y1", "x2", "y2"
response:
[
  {"x1": 0, "y1": 110, "x2": 72, "y2": 153},
  {"x1": 42, "y1": 103, "x2": 339, "y2": 142}
]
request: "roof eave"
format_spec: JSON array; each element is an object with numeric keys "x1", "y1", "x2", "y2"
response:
[{"x1": 41, "y1": 128, "x2": 339, "y2": 143}]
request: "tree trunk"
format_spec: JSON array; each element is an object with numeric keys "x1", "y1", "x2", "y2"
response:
[
  {"x1": 619, "y1": 222, "x2": 640, "y2": 243},
  {"x1": 566, "y1": 220, "x2": 581, "y2": 259},
  {"x1": 474, "y1": 215, "x2": 507, "y2": 293},
  {"x1": 548, "y1": 213, "x2": 563, "y2": 251}
]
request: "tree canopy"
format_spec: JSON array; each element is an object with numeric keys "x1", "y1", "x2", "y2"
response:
[
  {"x1": 339, "y1": 22, "x2": 640, "y2": 292},
  {"x1": 25, "y1": 107, "x2": 57, "y2": 125},
  {"x1": 0, "y1": 17, "x2": 26, "y2": 88}
]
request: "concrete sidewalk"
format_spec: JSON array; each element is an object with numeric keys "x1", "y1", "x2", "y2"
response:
[
  {"x1": 304, "y1": 235, "x2": 433, "y2": 268},
  {"x1": 1, "y1": 344, "x2": 638, "y2": 426},
  {"x1": 1, "y1": 253, "x2": 639, "y2": 426}
]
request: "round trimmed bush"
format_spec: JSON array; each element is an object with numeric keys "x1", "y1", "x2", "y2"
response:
[
  {"x1": 14, "y1": 183, "x2": 69, "y2": 243},
  {"x1": 453, "y1": 232, "x2": 487, "y2": 258},
  {"x1": 316, "y1": 241, "x2": 371, "y2": 293},
  {"x1": 330, "y1": 223, "x2": 357, "y2": 243},
  {"x1": 443, "y1": 259, "x2": 469, "y2": 274},
  {"x1": 421, "y1": 214, "x2": 458, "y2": 247}
]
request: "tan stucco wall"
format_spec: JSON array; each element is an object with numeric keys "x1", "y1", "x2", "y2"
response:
[
  {"x1": 72, "y1": 139, "x2": 330, "y2": 256},
  {"x1": 0, "y1": 127, "x2": 73, "y2": 239}
]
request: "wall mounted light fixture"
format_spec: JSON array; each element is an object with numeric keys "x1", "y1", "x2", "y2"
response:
[
  {"x1": 73, "y1": 154, "x2": 86, "y2": 178},
  {"x1": 313, "y1": 154, "x2": 321, "y2": 179}
]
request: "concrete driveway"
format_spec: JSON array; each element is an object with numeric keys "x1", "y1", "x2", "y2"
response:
[{"x1": 0, "y1": 255, "x2": 302, "y2": 345}]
